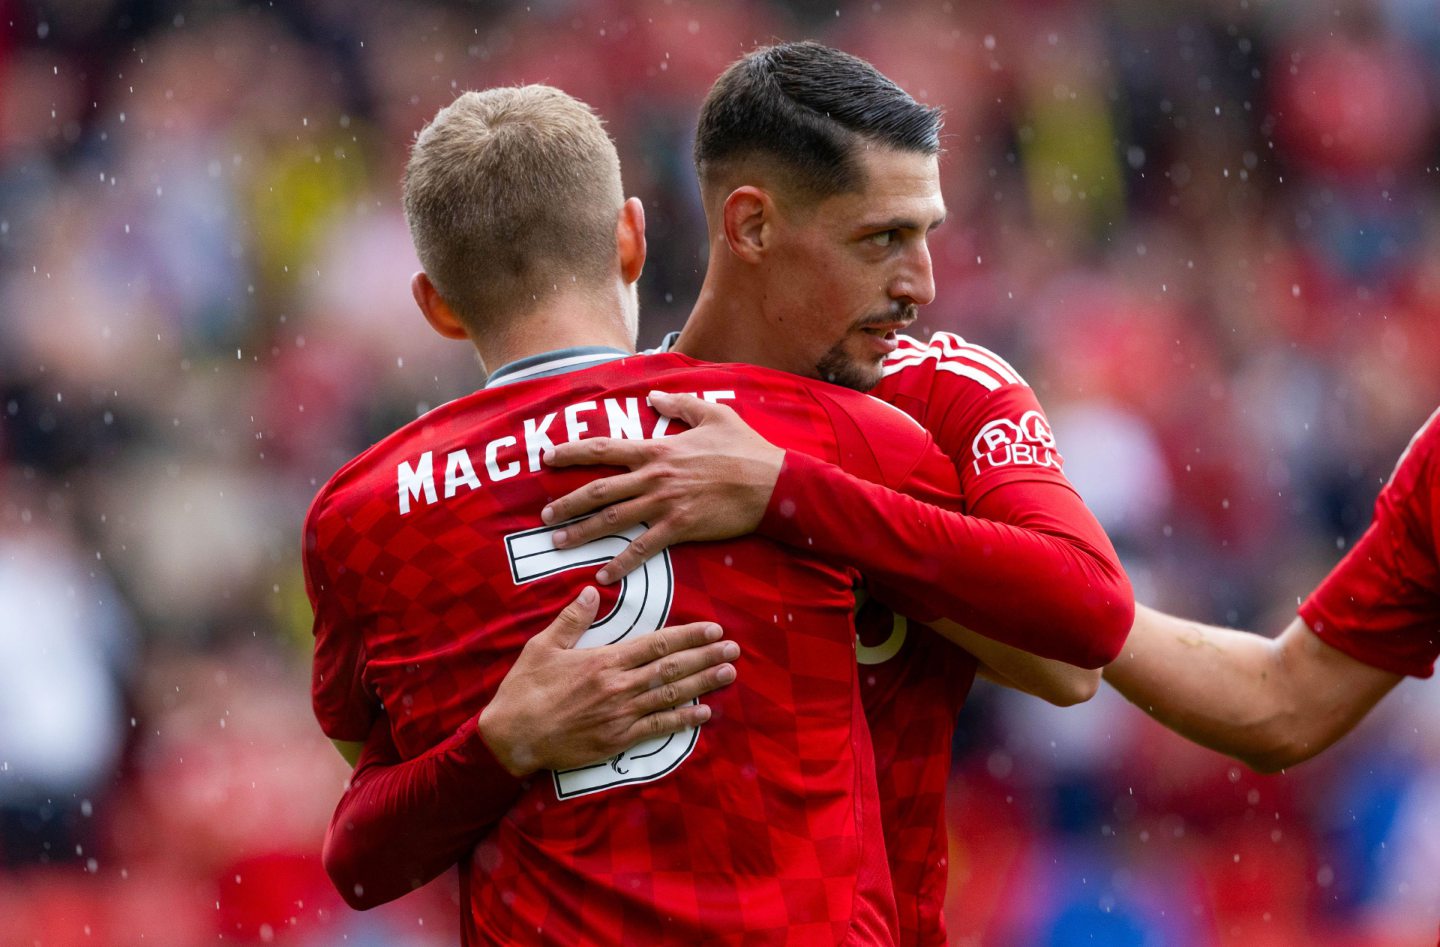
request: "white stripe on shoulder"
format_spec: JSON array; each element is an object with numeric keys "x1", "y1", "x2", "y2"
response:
[
  {"x1": 882, "y1": 355, "x2": 1003, "y2": 391},
  {"x1": 882, "y1": 332, "x2": 1028, "y2": 391},
  {"x1": 940, "y1": 335, "x2": 1026, "y2": 386}
]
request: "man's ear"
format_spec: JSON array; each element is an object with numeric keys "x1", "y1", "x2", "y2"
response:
[
  {"x1": 411, "y1": 272, "x2": 469, "y2": 340},
  {"x1": 721, "y1": 186, "x2": 775, "y2": 263},
  {"x1": 617, "y1": 196, "x2": 647, "y2": 285}
]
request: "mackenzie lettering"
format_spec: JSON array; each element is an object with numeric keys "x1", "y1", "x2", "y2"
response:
[{"x1": 396, "y1": 390, "x2": 736, "y2": 514}]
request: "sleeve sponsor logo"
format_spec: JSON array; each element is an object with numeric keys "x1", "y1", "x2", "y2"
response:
[{"x1": 971, "y1": 410, "x2": 1062, "y2": 475}]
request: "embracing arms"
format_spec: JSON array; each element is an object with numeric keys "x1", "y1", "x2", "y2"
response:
[
  {"x1": 541, "y1": 391, "x2": 1130, "y2": 671},
  {"x1": 323, "y1": 589, "x2": 740, "y2": 908}
]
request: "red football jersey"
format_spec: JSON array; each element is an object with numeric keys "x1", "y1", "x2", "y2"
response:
[
  {"x1": 860, "y1": 332, "x2": 1091, "y2": 947},
  {"x1": 304, "y1": 349, "x2": 965, "y2": 946},
  {"x1": 1301, "y1": 406, "x2": 1440, "y2": 677}
]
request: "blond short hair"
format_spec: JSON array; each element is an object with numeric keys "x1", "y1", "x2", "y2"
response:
[{"x1": 403, "y1": 86, "x2": 624, "y2": 331}]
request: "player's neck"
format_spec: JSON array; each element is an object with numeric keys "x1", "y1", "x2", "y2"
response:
[
  {"x1": 677, "y1": 270, "x2": 772, "y2": 367},
  {"x1": 476, "y1": 290, "x2": 638, "y2": 374}
]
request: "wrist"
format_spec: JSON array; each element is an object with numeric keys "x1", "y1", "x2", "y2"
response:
[
  {"x1": 476, "y1": 702, "x2": 537, "y2": 778},
  {"x1": 754, "y1": 444, "x2": 784, "y2": 504},
  {"x1": 758, "y1": 450, "x2": 809, "y2": 541}
]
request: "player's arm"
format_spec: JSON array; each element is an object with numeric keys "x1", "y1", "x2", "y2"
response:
[
  {"x1": 919, "y1": 474, "x2": 1110, "y2": 703},
  {"x1": 325, "y1": 708, "x2": 519, "y2": 908},
  {"x1": 1104, "y1": 606, "x2": 1401, "y2": 772},
  {"x1": 323, "y1": 588, "x2": 741, "y2": 909},
  {"x1": 937, "y1": 620, "x2": 1099, "y2": 706},
  {"x1": 1109, "y1": 422, "x2": 1437, "y2": 771},
  {"x1": 542, "y1": 392, "x2": 1131, "y2": 668}
]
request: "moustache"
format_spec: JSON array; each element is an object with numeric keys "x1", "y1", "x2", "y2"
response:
[{"x1": 855, "y1": 304, "x2": 918, "y2": 331}]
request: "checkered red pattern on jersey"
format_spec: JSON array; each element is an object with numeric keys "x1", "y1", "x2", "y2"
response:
[
  {"x1": 305, "y1": 351, "x2": 965, "y2": 946},
  {"x1": 862, "y1": 332, "x2": 1083, "y2": 947}
]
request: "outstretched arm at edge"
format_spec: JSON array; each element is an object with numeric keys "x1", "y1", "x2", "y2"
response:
[{"x1": 1103, "y1": 606, "x2": 1400, "y2": 772}]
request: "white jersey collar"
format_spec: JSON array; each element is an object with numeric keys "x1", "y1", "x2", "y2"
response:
[{"x1": 485, "y1": 346, "x2": 632, "y2": 388}]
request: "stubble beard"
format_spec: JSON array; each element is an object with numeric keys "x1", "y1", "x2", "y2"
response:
[
  {"x1": 814, "y1": 303, "x2": 918, "y2": 392},
  {"x1": 815, "y1": 340, "x2": 883, "y2": 392}
]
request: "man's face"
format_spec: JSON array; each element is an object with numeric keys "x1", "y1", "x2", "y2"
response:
[{"x1": 767, "y1": 146, "x2": 945, "y2": 391}]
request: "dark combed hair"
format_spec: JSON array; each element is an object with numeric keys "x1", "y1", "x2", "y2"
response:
[{"x1": 694, "y1": 41, "x2": 943, "y2": 198}]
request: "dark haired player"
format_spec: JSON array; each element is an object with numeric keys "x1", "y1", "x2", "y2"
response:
[
  {"x1": 534, "y1": 45, "x2": 1130, "y2": 943},
  {"x1": 314, "y1": 45, "x2": 1132, "y2": 946}
]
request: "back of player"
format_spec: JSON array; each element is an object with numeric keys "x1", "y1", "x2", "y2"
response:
[{"x1": 307, "y1": 350, "x2": 964, "y2": 946}]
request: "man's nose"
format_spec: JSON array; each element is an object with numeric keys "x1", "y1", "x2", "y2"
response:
[{"x1": 891, "y1": 240, "x2": 936, "y2": 307}]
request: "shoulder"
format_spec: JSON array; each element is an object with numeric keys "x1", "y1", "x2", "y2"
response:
[
  {"x1": 1376, "y1": 405, "x2": 1440, "y2": 537},
  {"x1": 305, "y1": 389, "x2": 493, "y2": 529},
  {"x1": 881, "y1": 332, "x2": 1030, "y2": 393},
  {"x1": 808, "y1": 382, "x2": 928, "y2": 436},
  {"x1": 1374, "y1": 406, "x2": 1440, "y2": 518},
  {"x1": 1389, "y1": 406, "x2": 1440, "y2": 487}
]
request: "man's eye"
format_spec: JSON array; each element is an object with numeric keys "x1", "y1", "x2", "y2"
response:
[{"x1": 870, "y1": 231, "x2": 896, "y2": 247}]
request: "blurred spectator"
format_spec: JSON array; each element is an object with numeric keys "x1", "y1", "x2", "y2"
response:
[{"x1": 0, "y1": 509, "x2": 132, "y2": 869}]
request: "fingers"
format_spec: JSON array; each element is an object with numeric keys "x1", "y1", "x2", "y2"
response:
[
  {"x1": 616, "y1": 621, "x2": 724, "y2": 669},
  {"x1": 543, "y1": 437, "x2": 654, "y2": 472},
  {"x1": 540, "y1": 586, "x2": 600, "y2": 649},
  {"x1": 624, "y1": 702, "x2": 715, "y2": 744},
  {"x1": 542, "y1": 471, "x2": 649, "y2": 526},
  {"x1": 647, "y1": 390, "x2": 727, "y2": 428},
  {"x1": 595, "y1": 526, "x2": 676, "y2": 584},
  {"x1": 633, "y1": 637, "x2": 740, "y2": 692},
  {"x1": 549, "y1": 497, "x2": 657, "y2": 550},
  {"x1": 631, "y1": 656, "x2": 738, "y2": 715}
]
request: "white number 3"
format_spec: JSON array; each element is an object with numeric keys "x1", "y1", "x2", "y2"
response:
[{"x1": 505, "y1": 520, "x2": 699, "y2": 799}]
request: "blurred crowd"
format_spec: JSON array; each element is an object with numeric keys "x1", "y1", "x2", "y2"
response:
[{"x1": 2, "y1": 0, "x2": 1438, "y2": 943}]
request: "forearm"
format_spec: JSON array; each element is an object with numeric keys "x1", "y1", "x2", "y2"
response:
[
  {"x1": 1103, "y1": 607, "x2": 1406, "y2": 772},
  {"x1": 324, "y1": 715, "x2": 521, "y2": 909},
  {"x1": 762, "y1": 452, "x2": 1132, "y2": 668},
  {"x1": 934, "y1": 620, "x2": 1099, "y2": 706},
  {"x1": 1104, "y1": 605, "x2": 1297, "y2": 765}
]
